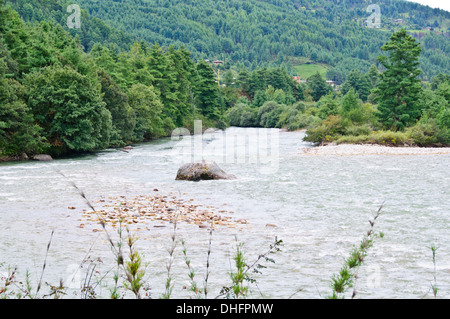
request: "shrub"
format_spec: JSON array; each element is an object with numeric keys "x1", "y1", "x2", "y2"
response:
[
  {"x1": 303, "y1": 115, "x2": 350, "y2": 144},
  {"x1": 287, "y1": 114, "x2": 321, "y2": 131},
  {"x1": 436, "y1": 107, "x2": 450, "y2": 129},
  {"x1": 367, "y1": 130, "x2": 410, "y2": 146},
  {"x1": 336, "y1": 135, "x2": 370, "y2": 144},
  {"x1": 345, "y1": 124, "x2": 372, "y2": 136},
  {"x1": 316, "y1": 93, "x2": 340, "y2": 119},
  {"x1": 239, "y1": 109, "x2": 258, "y2": 127},
  {"x1": 257, "y1": 101, "x2": 286, "y2": 128},
  {"x1": 225, "y1": 103, "x2": 245, "y2": 126},
  {"x1": 336, "y1": 130, "x2": 411, "y2": 146},
  {"x1": 276, "y1": 106, "x2": 299, "y2": 128},
  {"x1": 406, "y1": 120, "x2": 440, "y2": 146}
]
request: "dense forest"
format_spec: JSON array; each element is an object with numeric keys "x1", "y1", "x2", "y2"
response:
[
  {"x1": 226, "y1": 28, "x2": 449, "y2": 147},
  {"x1": 12, "y1": 0, "x2": 448, "y2": 83},
  {"x1": 0, "y1": 0, "x2": 237, "y2": 158},
  {"x1": 1, "y1": 0, "x2": 450, "y2": 160}
]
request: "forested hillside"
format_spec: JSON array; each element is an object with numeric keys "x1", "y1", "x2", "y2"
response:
[
  {"x1": 21, "y1": 0, "x2": 448, "y2": 83},
  {"x1": 0, "y1": 0, "x2": 237, "y2": 158},
  {"x1": 6, "y1": 0, "x2": 134, "y2": 51},
  {"x1": 1, "y1": 0, "x2": 449, "y2": 160}
]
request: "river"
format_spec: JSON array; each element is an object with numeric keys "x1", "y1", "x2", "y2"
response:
[{"x1": 0, "y1": 127, "x2": 449, "y2": 299}]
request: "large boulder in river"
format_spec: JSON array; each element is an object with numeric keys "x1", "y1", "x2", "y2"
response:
[
  {"x1": 32, "y1": 154, "x2": 53, "y2": 161},
  {"x1": 176, "y1": 161, "x2": 236, "y2": 181}
]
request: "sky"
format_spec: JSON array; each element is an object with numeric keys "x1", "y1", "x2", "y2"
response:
[{"x1": 403, "y1": 0, "x2": 450, "y2": 12}]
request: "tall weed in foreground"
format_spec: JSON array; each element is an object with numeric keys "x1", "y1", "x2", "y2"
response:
[
  {"x1": 328, "y1": 204, "x2": 384, "y2": 299},
  {"x1": 422, "y1": 245, "x2": 439, "y2": 299},
  {"x1": 180, "y1": 224, "x2": 214, "y2": 299},
  {"x1": 217, "y1": 236, "x2": 283, "y2": 299}
]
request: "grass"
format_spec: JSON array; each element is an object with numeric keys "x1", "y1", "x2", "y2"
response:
[{"x1": 293, "y1": 63, "x2": 328, "y2": 80}]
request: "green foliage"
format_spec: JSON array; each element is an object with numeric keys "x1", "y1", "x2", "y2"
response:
[
  {"x1": 303, "y1": 115, "x2": 350, "y2": 144},
  {"x1": 127, "y1": 83, "x2": 165, "y2": 142},
  {"x1": 229, "y1": 242, "x2": 249, "y2": 299},
  {"x1": 307, "y1": 72, "x2": 331, "y2": 102},
  {"x1": 69, "y1": 0, "x2": 450, "y2": 81},
  {"x1": 25, "y1": 65, "x2": 113, "y2": 154},
  {"x1": 420, "y1": 88, "x2": 448, "y2": 120},
  {"x1": 7, "y1": 0, "x2": 132, "y2": 52},
  {"x1": 238, "y1": 66, "x2": 302, "y2": 102},
  {"x1": 303, "y1": 29, "x2": 449, "y2": 147},
  {"x1": 329, "y1": 206, "x2": 383, "y2": 299},
  {"x1": 406, "y1": 117, "x2": 450, "y2": 146},
  {"x1": 340, "y1": 89, "x2": 374, "y2": 125},
  {"x1": 0, "y1": 59, "x2": 43, "y2": 156},
  {"x1": 375, "y1": 29, "x2": 423, "y2": 131},
  {"x1": 257, "y1": 101, "x2": 286, "y2": 128},
  {"x1": 97, "y1": 69, "x2": 136, "y2": 146},
  {"x1": 437, "y1": 107, "x2": 450, "y2": 129},
  {"x1": 195, "y1": 60, "x2": 221, "y2": 121},
  {"x1": 367, "y1": 64, "x2": 380, "y2": 89},
  {"x1": 335, "y1": 130, "x2": 410, "y2": 146},
  {"x1": 316, "y1": 92, "x2": 340, "y2": 119},
  {"x1": 2, "y1": 1, "x2": 449, "y2": 157},
  {"x1": 340, "y1": 69, "x2": 372, "y2": 102},
  {"x1": 430, "y1": 73, "x2": 450, "y2": 91},
  {"x1": 226, "y1": 103, "x2": 258, "y2": 127},
  {"x1": 0, "y1": 2, "x2": 230, "y2": 157}
]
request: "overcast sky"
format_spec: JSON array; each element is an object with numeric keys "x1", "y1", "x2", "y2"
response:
[{"x1": 403, "y1": 0, "x2": 450, "y2": 12}]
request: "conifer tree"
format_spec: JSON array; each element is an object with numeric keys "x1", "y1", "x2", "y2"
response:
[
  {"x1": 341, "y1": 69, "x2": 371, "y2": 102},
  {"x1": 375, "y1": 29, "x2": 423, "y2": 130},
  {"x1": 148, "y1": 43, "x2": 180, "y2": 124},
  {"x1": 307, "y1": 72, "x2": 331, "y2": 102},
  {"x1": 195, "y1": 60, "x2": 221, "y2": 120}
]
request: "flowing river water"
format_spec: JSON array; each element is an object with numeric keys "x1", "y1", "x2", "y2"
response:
[{"x1": 0, "y1": 127, "x2": 449, "y2": 299}]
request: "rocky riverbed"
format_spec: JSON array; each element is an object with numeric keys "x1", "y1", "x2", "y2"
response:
[
  {"x1": 301, "y1": 143, "x2": 450, "y2": 156},
  {"x1": 76, "y1": 191, "x2": 249, "y2": 231}
]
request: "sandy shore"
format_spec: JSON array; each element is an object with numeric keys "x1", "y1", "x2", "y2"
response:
[{"x1": 301, "y1": 143, "x2": 450, "y2": 156}]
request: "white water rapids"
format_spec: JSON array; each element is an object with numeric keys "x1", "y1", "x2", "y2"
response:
[{"x1": 1, "y1": 128, "x2": 449, "y2": 298}]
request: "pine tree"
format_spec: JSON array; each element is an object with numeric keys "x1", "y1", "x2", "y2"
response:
[
  {"x1": 307, "y1": 72, "x2": 331, "y2": 102},
  {"x1": 341, "y1": 69, "x2": 371, "y2": 102},
  {"x1": 367, "y1": 64, "x2": 380, "y2": 89},
  {"x1": 166, "y1": 45, "x2": 197, "y2": 126},
  {"x1": 148, "y1": 43, "x2": 180, "y2": 124},
  {"x1": 375, "y1": 29, "x2": 423, "y2": 130},
  {"x1": 195, "y1": 60, "x2": 221, "y2": 120}
]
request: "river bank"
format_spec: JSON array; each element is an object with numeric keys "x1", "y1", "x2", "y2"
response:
[{"x1": 301, "y1": 143, "x2": 450, "y2": 156}]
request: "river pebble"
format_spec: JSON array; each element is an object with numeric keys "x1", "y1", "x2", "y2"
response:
[
  {"x1": 301, "y1": 143, "x2": 450, "y2": 156},
  {"x1": 77, "y1": 193, "x2": 248, "y2": 230}
]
